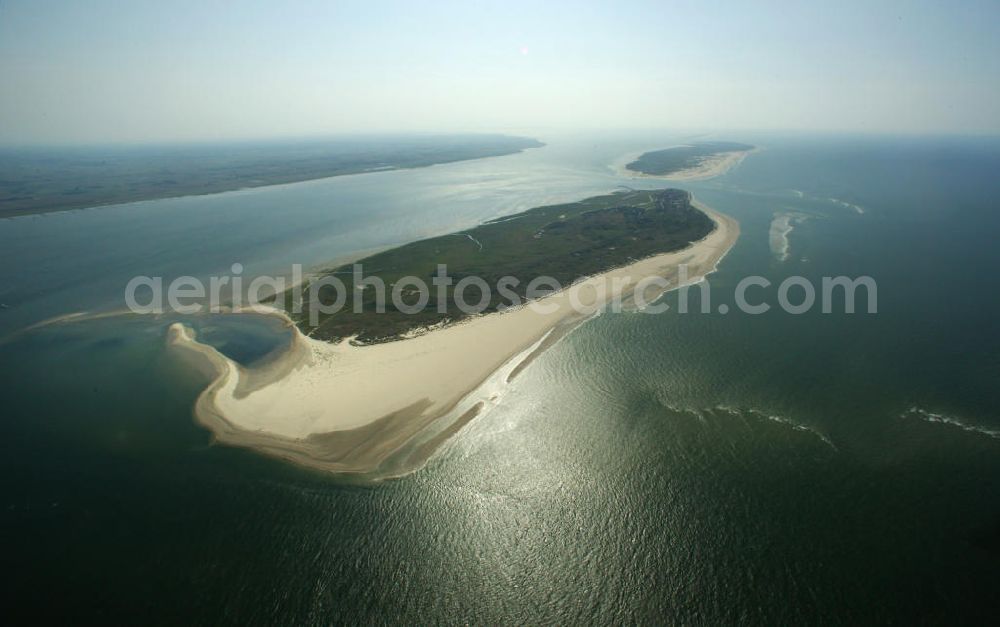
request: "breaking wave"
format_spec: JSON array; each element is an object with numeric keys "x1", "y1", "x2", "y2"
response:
[
  {"x1": 901, "y1": 406, "x2": 1000, "y2": 440},
  {"x1": 783, "y1": 189, "x2": 865, "y2": 215},
  {"x1": 824, "y1": 197, "x2": 865, "y2": 215},
  {"x1": 660, "y1": 402, "x2": 837, "y2": 451}
]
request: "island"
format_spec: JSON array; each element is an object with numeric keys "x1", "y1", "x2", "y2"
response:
[
  {"x1": 624, "y1": 141, "x2": 754, "y2": 180},
  {"x1": 285, "y1": 188, "x2": 714, "y2": 343},
  {"x1": 0, "y1": 134, "x2": 544, "y2": 217},
  {"x1": 168, "y1": 188, "x2": 740, "y2": 479}
]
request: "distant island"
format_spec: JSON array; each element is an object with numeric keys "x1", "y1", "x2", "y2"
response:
[
  {"x1": 171, "y1": 189, "x2": 740, "y2": 477},
  {"x1": 0, "y1": 134, "x2": 544, "y2": 217},
  {"x1": 625, "y1": 141, "x2": 754, "y2": 180}
]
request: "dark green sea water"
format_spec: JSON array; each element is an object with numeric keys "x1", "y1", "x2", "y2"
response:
[{"x1": 1, "y1": 134, "x2": 998, "y2": 623}]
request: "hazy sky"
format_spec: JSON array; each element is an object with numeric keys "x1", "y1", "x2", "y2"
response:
[{"x1": 1, "y1": 0, "x2": 998, "y2": 144}]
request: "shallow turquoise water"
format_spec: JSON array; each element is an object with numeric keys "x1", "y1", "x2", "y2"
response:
[{"x1": 1, "y1": 133, "x2": 998, "y2": 623}]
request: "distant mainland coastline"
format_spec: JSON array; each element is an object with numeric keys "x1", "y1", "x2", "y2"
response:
[{"x1": 0, "y1": 134, "x2": 544, "y2": 217}]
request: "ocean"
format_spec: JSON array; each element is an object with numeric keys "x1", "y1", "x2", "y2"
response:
[{"x1": 1, "y1": 132, "x2": 998, "y2": 623}]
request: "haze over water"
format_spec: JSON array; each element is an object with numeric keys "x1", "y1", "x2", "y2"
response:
[{"x1": 1, "y1": 132, "x2": 998, "y2": 621}]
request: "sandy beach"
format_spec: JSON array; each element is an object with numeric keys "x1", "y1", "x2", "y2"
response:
[{"x1": 168, "y1": 200, "x2": 740, "y2": 478}]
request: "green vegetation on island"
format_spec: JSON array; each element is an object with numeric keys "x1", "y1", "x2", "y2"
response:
[
  {"x1": 627, "y1": 141, "x2": 754, "y2": 176},
  {"x1": 0, "y1": 134, "x2": 543, "y2": 217},
  {"x1": 284, "y1": 188, "x2": 714, "y2": 343}
]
